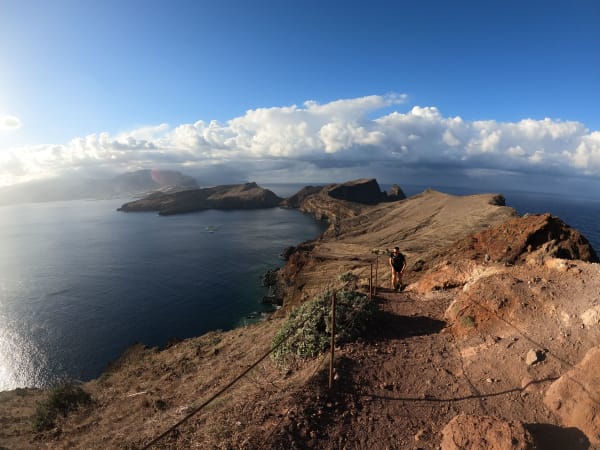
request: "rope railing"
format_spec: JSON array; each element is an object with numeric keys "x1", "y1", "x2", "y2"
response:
[
  {"x1": 140, "y1": 250, "x2": 599, "y2": 449},
  {"x1": 139, "y1": 288, "x2": 345, "y2": 449}
]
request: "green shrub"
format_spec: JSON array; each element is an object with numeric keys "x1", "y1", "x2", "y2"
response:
[
  {"x1": 460, "y1": 315, "x2": 476, "y2": 328},
  {"x1": 272, "y1": 290, "x2": 375, "y2": 365},
  {"x1": 338, "y1": 271, "x2": 358, "y2": 283},
  {"x1": 33, "y1": 383, "x2": 92, "y2": 432}
]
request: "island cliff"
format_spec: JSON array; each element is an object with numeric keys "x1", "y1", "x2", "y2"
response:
[
  {"x1": 117, "y1": 182, "x2": 282, "y2": 215},
  {"x1": 2, "y1": 180, "x2": 600, "y2": 450}
]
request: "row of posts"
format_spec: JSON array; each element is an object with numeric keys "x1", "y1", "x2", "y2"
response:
[{"x1": 329, "y1": 255, "x2": 379, "y2": 389}]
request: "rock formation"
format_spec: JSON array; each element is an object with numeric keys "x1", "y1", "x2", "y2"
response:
[
  {"x1": 117, "y1": 182, "x2": 282, "y2": 215},
  {"x1": 281, "y1": 178, "x2": 405, "y2": 238}
]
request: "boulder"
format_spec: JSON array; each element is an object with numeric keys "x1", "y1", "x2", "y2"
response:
[
  {"x1": 544, "y1": 346, "x2": 600, "y2": 445},
  {"x1": 441, "y1": 414, "x2": 535, "y2": 450}
]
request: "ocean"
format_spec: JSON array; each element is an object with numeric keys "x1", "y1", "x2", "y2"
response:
[
  {"x1": 0, "y1": 186, "x2": 598, "y2": 392},
  {"x1": 0, "y1": 199, "x2": 327, "y2": 391}
]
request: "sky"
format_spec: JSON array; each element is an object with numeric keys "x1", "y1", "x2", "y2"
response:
[{"x1": 1, "y1": 0, "x2": 599, "y2": 194}]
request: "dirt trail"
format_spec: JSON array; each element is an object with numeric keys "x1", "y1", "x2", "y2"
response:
[{"x1": 279, "y1": 288, "x2": 593, "y2": 450}]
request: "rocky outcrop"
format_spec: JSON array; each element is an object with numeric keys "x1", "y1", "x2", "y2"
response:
[
  {"x1": 328, "y1": 178, "x2": 396, "y2": 204},
  {"x1": 385, "y1": 183, "x2": 406, "y2": 202},
  {"x1": 458, "y1": 213, "x2": 599, "y2": 264},
  {"x1": 411, "y1": 213, "x2": 599, "y2": 294},
  {"x1": 117, "y1": 182, "x2": 282, "y2": 215},
  {"x1": 281, "y1": 179, "x2": 405, "y2": 237},
  {"x1": 441, "y1": 414, "x2": 535, "y2": 450},
  {"x1": 544, "y1": 346, "x2": 600, "y2": 445}
]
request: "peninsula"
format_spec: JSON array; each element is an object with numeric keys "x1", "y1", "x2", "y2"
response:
[{"x1": 2, "y1": 179, "x2": 600, "y2": 449}]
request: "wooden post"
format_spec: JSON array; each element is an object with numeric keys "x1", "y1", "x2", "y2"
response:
[
  {"x1": 329, "y1": 291, "x2": 336, "y2": 389},
  {"x1": 369, "y1": 263, "x2": 373, "y2": 299},
  {"x1": 375, "y1": 256, "x2": 379, "y2": 297}
]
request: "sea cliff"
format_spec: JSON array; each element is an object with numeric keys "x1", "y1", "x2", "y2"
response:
[{"x1": 2, "y1": 179, "x2": 600, "y2": 449}]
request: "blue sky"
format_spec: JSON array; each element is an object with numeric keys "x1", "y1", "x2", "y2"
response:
[{"x1": 1, "y1": 0, "x2": 599, "y2": 192}]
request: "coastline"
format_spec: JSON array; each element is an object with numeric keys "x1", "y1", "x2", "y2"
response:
[{"x1": 3, "y1": 183, "x2": 600, "y2": 449}]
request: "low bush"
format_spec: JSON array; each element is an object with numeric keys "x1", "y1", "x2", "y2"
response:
[
  {"x1": 338, "y1": 271, "x2": 358, "y2": 283},
  {"x1": 33, "y1": 383, "x2": 92, "y2": 432},
  {"x1": 272, "y1": 290, "x2": 375, "y2": 366}
]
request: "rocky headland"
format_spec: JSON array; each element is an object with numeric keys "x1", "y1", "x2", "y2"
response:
[
  {"x1": 2, "y1": 179, "x2": 600, "y2": 449},
  {"x1": 117, "y1": 182, "x2": 282, "y2": 215}
]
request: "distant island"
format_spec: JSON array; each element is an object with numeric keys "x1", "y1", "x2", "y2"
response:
[
  {"x1": 117, "y1": 182, "x2": 283, "y2": 215},
  {"x1": 117, "y1": 178, "x2": 406, "y2": 216}
]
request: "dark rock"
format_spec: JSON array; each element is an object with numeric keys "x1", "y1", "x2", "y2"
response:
[
  {"x1": 385, "y1": 184, "x2": 407, "y2": 202},
  {"x1": 261, "y1": 295, "x2": 283, "y2": 306},
  {"x1": 280, "y1": 246, "x2": 296, "y2": 260},
  {"x1": 117, "y1": 182, "x2": 283, "y2": 215},
  {"x1": 262, "y1": 268, "x2": 280, "y2": 287},
  {"x1": 327, "y1": 178, "x2": 386, "y2": 205}
]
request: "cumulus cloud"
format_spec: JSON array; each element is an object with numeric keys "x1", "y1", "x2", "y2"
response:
[
  {"x1": 1, "y1": 94, "x2": 600, "y2": 188},
  {"x1": 1, "y1": 115, "x2": 23, "y2": 130}
]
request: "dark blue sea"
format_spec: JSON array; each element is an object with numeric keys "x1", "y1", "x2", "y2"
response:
[
  {"x1": 0, "y1": 185, "x2": 598, "y2": 391},
  {"x1": 0, "y1": 198, "x2": 326, "y2": 391}
]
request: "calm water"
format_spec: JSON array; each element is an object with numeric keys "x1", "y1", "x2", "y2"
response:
[
  {"x1": 0, "y1": 200, "x2": 326, "y2": 391},
  {"x1": 1, "y1": 187, "x2": 598, "y2": 392}
]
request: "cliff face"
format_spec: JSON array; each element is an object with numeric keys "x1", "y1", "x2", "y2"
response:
[
  {"x1": 281, "y1": 178, "x2": 405, "y2": 237},
  {"x1": 117, "y1": 182, "x2": 283, "y2": 215}
]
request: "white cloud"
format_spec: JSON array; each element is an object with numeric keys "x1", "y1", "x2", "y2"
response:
[
  {"x1": 1, "y1": 94, "x2": 600, "y2": 187},
  {"x1": 1, "y1": 115, "x2": 23, "y2": 131}
]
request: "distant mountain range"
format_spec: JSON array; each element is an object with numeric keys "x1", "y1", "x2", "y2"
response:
[{"x1": 0, "y1": 170, "x2": 198, "y2": 206}]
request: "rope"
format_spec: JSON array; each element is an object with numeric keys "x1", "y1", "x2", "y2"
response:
[{"x1": 139, "y1": 304, "x2": 319, "y2": 449}]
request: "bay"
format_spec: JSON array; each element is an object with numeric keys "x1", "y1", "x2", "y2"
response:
[{"x1": 0, "y1": 199, "x2": 327, "y2": 391}]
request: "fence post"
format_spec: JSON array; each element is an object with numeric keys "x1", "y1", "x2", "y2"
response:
[
  {"x1": 375, "y1": 255, "x2": 379, "y2": 297},
  {"x1": 329, "y1": 291, "x2": 336, "y2": 389},
  {"x1": 369, "y1": 263, "x2": 373, "y2": 300}
]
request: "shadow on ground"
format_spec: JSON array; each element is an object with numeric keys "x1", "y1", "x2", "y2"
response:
[
  {"x1": 366, "y1": 310, "x2": 446, "y2": 341},
  {"x1": 526, "y1": 423, "x2": 591, "y2": 450}
]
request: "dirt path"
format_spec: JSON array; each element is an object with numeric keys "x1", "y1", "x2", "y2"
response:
[{"x1": 275, "y1": 289, "x2": 592, "y2": 450}]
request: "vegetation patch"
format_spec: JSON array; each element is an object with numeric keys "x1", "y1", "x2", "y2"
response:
[
  {"x1": 338, "y1": 271, "x2": 358, "y2": 283},
  {"x1": 272, "y1": 290, "x2": 375, "y2": 365},
  {"x1": 33, "y1": 383, "x2": 92, "y2": 432},
  {"x1": 460, "y1": 315, "x2": 476, "y2": 328}
]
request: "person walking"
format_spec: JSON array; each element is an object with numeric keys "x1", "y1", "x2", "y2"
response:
[{"x1": 389, "y1": 247, "x2": 406, "y2": 291}]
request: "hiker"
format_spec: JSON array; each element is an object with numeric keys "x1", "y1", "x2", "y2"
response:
[{"x1": 389, "y1": 246, "x2": 406, "y2": 291}]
